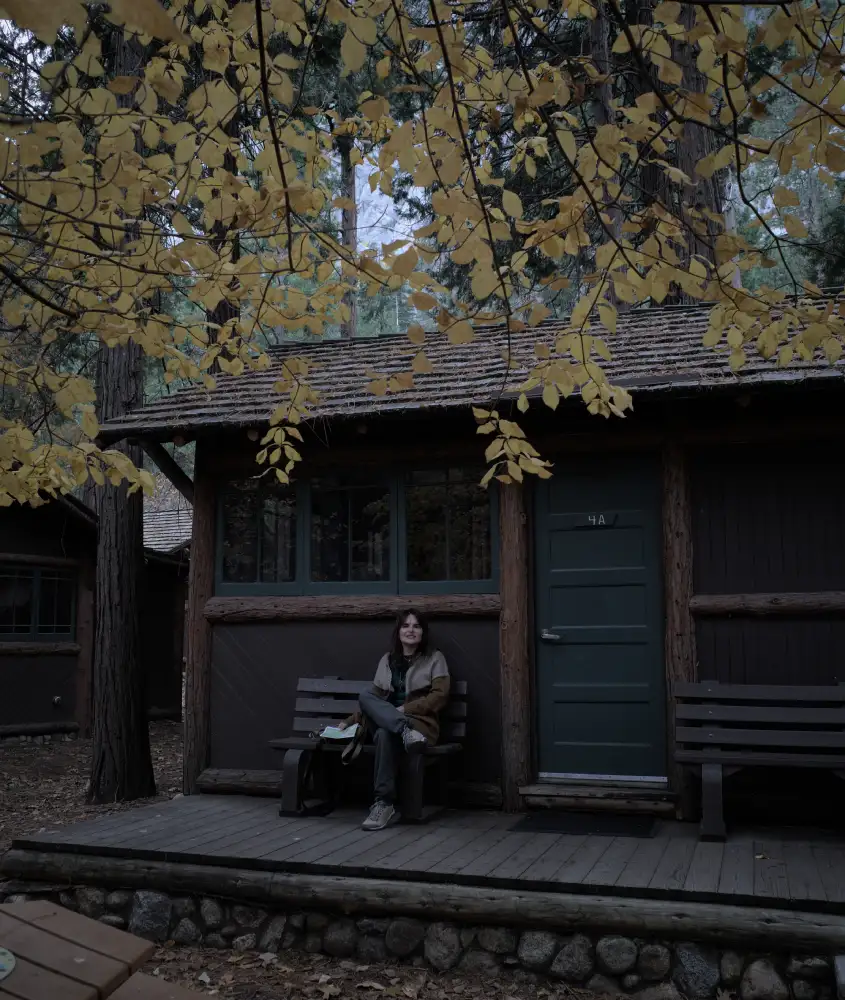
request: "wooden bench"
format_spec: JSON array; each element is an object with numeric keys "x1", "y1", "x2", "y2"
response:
[
  {"x1": 674, "y1": 681, "x2": 845, "y2": 840},
  {"x1": 269, "y1": 677, "x2": 467, "y2": 822}
]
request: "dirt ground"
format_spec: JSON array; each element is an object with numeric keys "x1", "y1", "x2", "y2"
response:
[{"x1": 0, "y1": 724, "x2": 588, "y2": 1000}]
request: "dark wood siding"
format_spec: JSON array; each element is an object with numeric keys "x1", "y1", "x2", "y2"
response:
[
  {"x1": 209, "y1": 618, "x2": 500, "y2": 785},
  {"x1": 0, "y1": 654, "x2": 78, "y2": 728},
  {"x1": 690, "y1": 446, "x2": 845, "y2": 685},
  {"x1": 0, "y1": 502, "x2": 91, "y2": 560},
  {"x1": 141, "y1": 560, "x2": 187, "y2": 718}
]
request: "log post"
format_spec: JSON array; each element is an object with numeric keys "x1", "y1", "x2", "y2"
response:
[
  {"x1": 74, "y1": 560, "x2": 95, "y2": 737},
  {"x1": 662, "y1": 440, "x2": 696, "y2": 818},
  {"x1": 183, "y1": 443, "x2": 216, "y2": 794},
  {"x1": 499, "y1": 481, "x2": 532, "y2": 812}
]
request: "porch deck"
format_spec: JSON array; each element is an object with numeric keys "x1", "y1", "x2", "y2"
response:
[{"x1": 6, "y1": 795, "x2": 845, "y2": 913}]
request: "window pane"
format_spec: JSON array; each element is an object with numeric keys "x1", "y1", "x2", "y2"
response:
[
  {"x1": 311, "y1": 480, "x2": 391, "y2": 583},
  {"x1": 0, "y1": 569, "x2": 33, "y2": 634},
  {"x1": 221, "y1": 481, "x2": 260, "y2": 583},
  {"x1": 406, "y1": 469, "x2": 492, "y2": 582},
  {"x1": 38, "y1": 572, "x2": 75, "y2": 635},
  {"x1": 260, "y1": 489, "x2": 296, "y2": 583}
]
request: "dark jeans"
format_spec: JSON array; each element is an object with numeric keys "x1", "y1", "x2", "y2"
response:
[{"x1": 359, "y1": 688, "x2": 409, "y2": 805}]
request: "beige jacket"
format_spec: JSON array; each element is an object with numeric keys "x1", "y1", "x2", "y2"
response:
[{"x1": 351, "y1": 649, "x2": 451, "y2": 744}]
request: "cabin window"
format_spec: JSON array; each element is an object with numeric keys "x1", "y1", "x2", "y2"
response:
[
  {"x1": 219, "y1": 479, "x2": 297, "y2": 584},
  {"x1": 0, "y1": 566, "x2": 76, "y2": 640},
  {"x1": 403, "y1": 469, "x2": 492, "y2": 584},
  {"x1": 310, "y1": 476, "x2": 391, "y2": 584},
  {"x1": 215, "y1": 467, "x2": 497, "y2": 595}
]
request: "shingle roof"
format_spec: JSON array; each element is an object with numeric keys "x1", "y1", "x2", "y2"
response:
[
  {"x1": 99, "y1": 301, "x2": 845, "y2": 443},
  {"x1": 143, "y1": 507, "x2": 193, "y2": 553}
]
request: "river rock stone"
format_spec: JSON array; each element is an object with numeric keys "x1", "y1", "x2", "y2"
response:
[
  {"x1": 259, "y1": 916, "x2": 288, "y2": 953},
  {"x1": 424, "y1": 923, "x2": 462, "y2": 972},
  {"x1": 204, "y1": 933, "x2": 227, "y2": 949},
  {"x1": 200, "y1": 898, "x2": 224, "y2": 930},
  {"x1": 305, "y1": 932, "x2": 323, "y2": 954},
  {"x1": 792, "y1": 980, "x2": 819, "y2": 1000},
  {"x1": 324, "y1": 919, "x2": 358, "y2": 958},
  {"x1": 478, "y1": 926, "x2": 518, "y2": 955},
  {"x1": 458, "y1": 949, "x2": 501, "y2": 978},
  {"x1": 288, "y1": 913, "x2": 306, "y2": 931},
  {"x1": 517, "y1": 931, "x2": 559, "y2": 971},
  {"x1": 673, "y1": 944, "x2": 721, "y2": 1000},
  {"x1": 624, "y1": 975, "x2": 643, "y2": 992},
  {"x1": 635, "y1": 985, "x2": 683, "y2": 1000},
  {"x1": 460, "y1": 928, "x2": 478, "y2": 949},
  {"x1": 358, "y1": 918, "x2": 390, "y2": 936},
  {"x1": 639, "y1": 945, "x2": 672, "y2": 982},
  {"x1": 128, "y1": 891, "x2": 172, "y2": 942},
  {"x1": 76, "y1": 888, "x2": 106, "y2": 919},
  {"x1": 741, "y1": 960, "x2": 789, "y2": 1000},
  {"x1": 233, "y1": 933, "x2": 257, "y2": 952},
  {"x1": 99, "y1": 915, "x2": 127, "y2": 930},
  {"x1": 588, "y1": 974, "x2": 623, "y2": 996},
  {"x1": 282, "y1": 930, "x2": 301, "y2": 950},
  {"x1": 788, "y1": 959, "x2": 831, "y2": 982},
  {"x1": 232, "y1": 905, "x2": 265, "y2": 929},
  {"x1": 551, "y1": 935, "x2": 595, "y2": 983},
  {"x1": 598, "y1": 937, "x2": 638, "y2": 976},
  {"x1": 722, "y1": 952, "x2": 745, "y2": 987},
  {"x1": 173, "y1": 918, "x2": 201, "y2": 945},
  {"x1": 386, "y1": 919, "x2": 426, "y2": 957},
  {"x1": 357, "y1": 935, "x2": 389, "y2": 964},
  {"x1": 59, "y1": 891, "x2": 78, "y2": 911},
  {"x1": 221, "y1": 924, "x2": 238, "y2": 940},
  {"x1": 106, "y1": 891, "x2": 133, "y2": 912}
]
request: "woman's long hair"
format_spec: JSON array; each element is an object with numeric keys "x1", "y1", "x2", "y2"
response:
[{"x1": 389, "y1": 608, "x2": 430, "y2": 664}]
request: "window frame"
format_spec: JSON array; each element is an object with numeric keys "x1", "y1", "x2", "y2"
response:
[
  {"x1": 0, "y1": 565, "x2": 78, "y2": 642},
  {"x1": 214, "y1": 468, "x2": 498, "y2": 597}
]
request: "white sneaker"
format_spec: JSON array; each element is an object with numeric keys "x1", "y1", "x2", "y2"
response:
[
  {"x1": 362, "y1": 800, "x2": 397, "y2": 830},
  {"x1": 402, "y1": 726, "x2": 427, "y2": 753}
]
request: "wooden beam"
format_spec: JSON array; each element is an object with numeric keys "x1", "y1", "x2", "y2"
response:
[
  {"x1": 0, "y1": 642, "x2": 80, "y2": 656},
  {"x1": 0, "y1": 722, "x2": 79, "y2": 738},
  {"x1": 691, "y1": 592, "x2": 845, "y2": 616},
  {"x1": 662, "y1": 440, "x2": 696, "y2": 819},
  {"x1": 203, "y1": 593, "x2": 501, "y2": 623},
  {"x1": 499, "y1": 482, "x2": 531, "y2": 813},
  {"x1": 141, "y1": 441, "x2": 194, "y2": 505},
  {"x1": 0, "y1": 553, "x2": 80, "y2": 569},
  {"x1": 6, "y1": 850, "x2": 845, "y2": 951},
  {"x1": 183, "y1": 445, "x2": 215, "y2": 794}
]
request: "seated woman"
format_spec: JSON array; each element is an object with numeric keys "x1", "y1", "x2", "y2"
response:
[{"x1": 340, "y1": 609, "x2": 450, "y2": 831}]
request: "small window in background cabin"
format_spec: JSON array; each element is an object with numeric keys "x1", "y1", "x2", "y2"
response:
[
  {"x1": 405, "y1": 468, "x2": 492, "y2": 581},
  {"x1": 0, "y1": 566, "x2": 75, "y2": 639},
  {"x1": 0, "y1": 567, "x2": 34, "y2": 634},
  {"x1": 38, "y1": 571, "x2": 75, "y2": 635},
  {"x1": 310, "y1": 475, "x2": 391, "y2": 582},
  {"x1": 221, "y1": 480, "x2": 296, "y2": 584}
]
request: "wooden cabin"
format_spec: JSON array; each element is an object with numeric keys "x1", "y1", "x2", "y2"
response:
[
  {"x1": 97, "y1": 302, "x2": 845, "y2": 820},
  {"x1": 0, "y1": 495, "x2": 189, "y2": 737}
]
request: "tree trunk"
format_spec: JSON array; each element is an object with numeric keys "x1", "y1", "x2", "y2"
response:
[
  {"x1": 337, "y1": 135, "x2": 358, "y2": 339},
  {"x1": 89, "y1": 28, "x2": 155, "y2": 804}
]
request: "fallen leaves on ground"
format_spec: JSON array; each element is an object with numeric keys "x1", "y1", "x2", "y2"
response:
[{"x1": 0, "y1": 721, "x2": 182, "y2": 852}]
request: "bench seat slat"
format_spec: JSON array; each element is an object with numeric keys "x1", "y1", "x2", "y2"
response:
[
  {"x1": 676, "y1": 704, "x2": 845, "y2": 724},
  {"x1": 676, "y1": 749, "x2": 845, "y2": 768},
  {"x1": 674, "y1": 681, "x2": 845, "y2": 703},
  {"x1": 269, "y1": 736, "x2": 462, "y2": 756},
  {"x1": 297, "y1": 677, "x2": 468, "y2": 697},
  {"x1": 676, "y1": 726, "x2": 845, "y2": 749}
]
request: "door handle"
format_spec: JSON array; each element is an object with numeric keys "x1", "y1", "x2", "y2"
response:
[{"x1": 540, "y1": 630, "x2": 562, "y2": 642}]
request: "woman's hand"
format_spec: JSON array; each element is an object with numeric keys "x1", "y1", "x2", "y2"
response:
[
  {"x1": 396, "y1": 706, "x2": 404, "y2": 714},
  {"x1": 337, "y1": 721, "x2": 348, "y2": 731}
]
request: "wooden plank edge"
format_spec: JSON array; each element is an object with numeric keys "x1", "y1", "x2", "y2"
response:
[
  {"x1": 2, "y1": 849, "x2": 844, "y2": 951},
  {"x1": 691, "y1": 592, "x2": 845, "y2": 616},
  {"x1": 204, "y1": 593, "x2": 502, "y2": 623}
]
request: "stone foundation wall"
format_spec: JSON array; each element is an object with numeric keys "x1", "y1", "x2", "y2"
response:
[{"x1": 0, "y1": 880, "x2": 836, "y2": 1000}]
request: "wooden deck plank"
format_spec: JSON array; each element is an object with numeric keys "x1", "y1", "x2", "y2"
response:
[
  {"x1": 405, "y1": 825, "x2": 499, "y2": 873},
  {"x1": 92, "y1": 801, "x2": 234, "y2": 851},
  {"x1": 427, "y1": 828, "x2": 512, "y2": 876},
  {"x1": 518, "y1": 835, "x2": 587, "y2": 883},
  {"x1": 340, "y1": 825, "x2": 437, "y2": 869},
  {"x1": 583, "y1": 837, "x2": 641, "y2": 887},
  {"x1": 754, "y1": 842, "x2": 791, "y2": 901},
  {"x1": 553, "y1": 836, "x2": 615, "y2": 885},
  {"x1": 648, "y1": 838, "x2": 696, "y2": 892},
  {"x1": 782, "y1": 843, "x2": 827, "y2": 902},
  {"x1": 1, "y1": 902, "x2": 153, "y2": 971},
  {"x1": 0, "y1": 954, "x2": 98, "y2": 1000},
  {"x1": 164, "y1": 807, "x2": 286, "y2": 855},
  {"x1": 489, "y1": 833, "x2": 562, "y2": 880},
  {"x1": 311, "y1": 826, "x2": 402, "y2": 868},
  {"x1": 369, "y1": 827, "x2": 457, "y2": 871},
  {"x1": 614, "y1": 837, "x2": 671, "y2": 889},
  {"x1": 0, "y1": 911, "x2": 128, "y2": 995},
  {"x1": 717, "y1": 840, "x2": 756, "y2": 897},
  {"x1": 246, "y1": 819, "x2": 356, "y2": 862},
  {"x1": 458, "y1": 833, "x2": 535, "y2": 878},
  {"x1": 812, "y1": 845, "x2": 845, "y2": 903},
  {"x1": 284, "y1": 826, "x2": 376, "y2": 865},
  {"x1": 683, "y1": 841, "x2": 725, "y2": 895},
  {"x1": 260, "y1": 821, "x2": 364, "y2": 863}
]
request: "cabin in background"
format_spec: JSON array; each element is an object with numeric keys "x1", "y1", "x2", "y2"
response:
[
  {"x1": 96, "y1": 301, "x2": 845, "y2": 824},
  {"x1": 0, "y1": 495, "x2": 190, "y2": 738}
]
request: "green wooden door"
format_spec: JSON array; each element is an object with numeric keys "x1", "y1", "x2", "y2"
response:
[{"x1": 534, "y1": 455, "x2": 666, "y2": 780}]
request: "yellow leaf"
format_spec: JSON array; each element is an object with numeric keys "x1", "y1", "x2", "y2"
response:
[
  {"x1": 556, "y1": 129, "x2": 576, "y2": 162},
  {"x1": 471, "y1": 268, "x2": 500, "y2": 300},
  {"x1": 341, "y1": 28, "x2": 367, "y2": 76},
  {"x1": 502, "y1": 190, "x2": 523, "y2": 219},
  {"x1": 412, "y1": 351, "x2": 434, "y2": 374},
  {"x1": 410, "y1": 292, "x2": 438, "y2": 311},
  {"x1": 783, "y1": 214, "x2": 808, "y2": 239},
  {"x1": 448, "y1": 321, "x2": 475, "y2": 345},
  {"x1": 772, "y1": 186, "x2": 800, "y2": 209},
  {"x1": 108, "y1": 76, "x2": 139, "y2": 95},
  {"x1": 542, "y1": 383, "x2": 559, "y2": 409},
  {"x1": 107, "y1": 0, "x2": 189, "y2": 42},
  {"x1": 392, "y1": 247, "x2": 418, "y2": 278},
  {"x1": 598, "y1": 302, "x2": 617, "y2": 334},
  {"x1": 517, "y1": 393, "x2": 529, "y2": 413},
  {"x1": 407, "y1": 324, "x2": 426, "y2": 346}
]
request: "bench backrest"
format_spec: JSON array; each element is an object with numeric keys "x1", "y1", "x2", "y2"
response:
[
  {"x1": 294, "y1": 677, "x2": 468, "y2": 743},
  {"x1": 674, "y1": 681, "x2": 845, "y2": 763}
]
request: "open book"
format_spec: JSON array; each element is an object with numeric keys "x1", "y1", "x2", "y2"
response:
[{"x1": 320, "y1": 723, "x2": 359, "y2": 740}]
